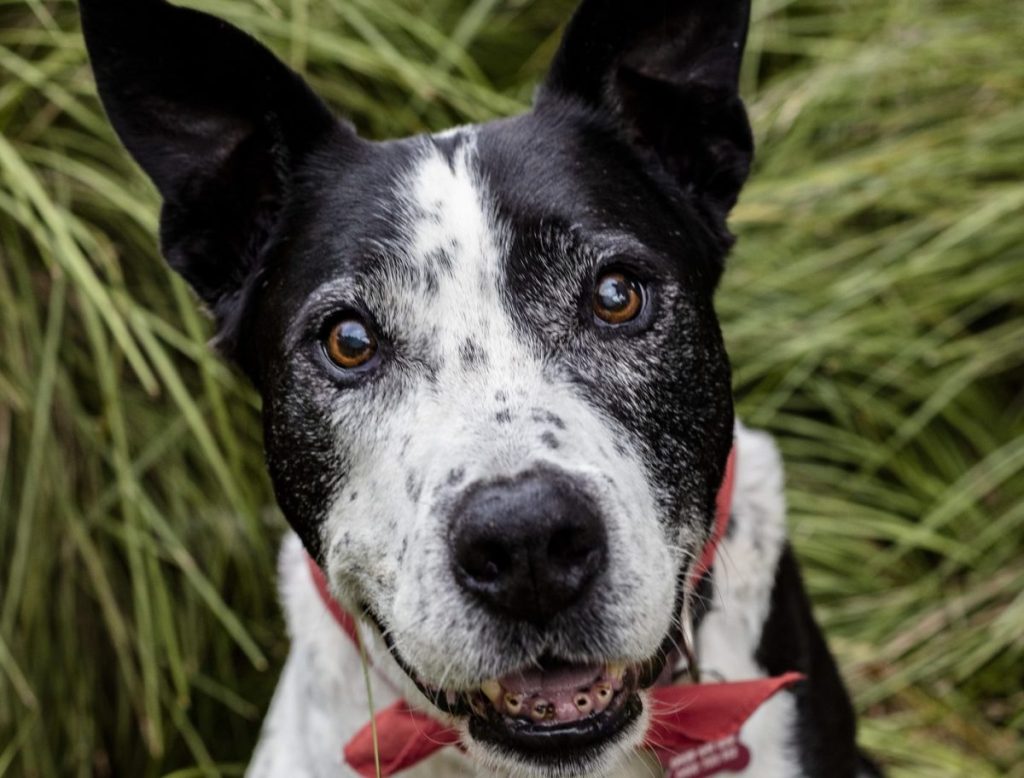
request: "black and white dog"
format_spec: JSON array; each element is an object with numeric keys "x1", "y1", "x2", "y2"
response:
[{"x1": 81, "y1": 0, "x2": 881, "y2": 775}]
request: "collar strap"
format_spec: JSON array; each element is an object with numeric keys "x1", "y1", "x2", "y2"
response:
[
  {"x1": 691, "y1": 444, "x2": 736, "y2": 588},
  {"x1": 306, "y1": 443, "x2": 804, "y2": 776}
]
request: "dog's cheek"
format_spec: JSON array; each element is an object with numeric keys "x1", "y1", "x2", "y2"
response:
[
  {"x1": 582, "y1": 289, "x2": 731, "y2": 537},
  {"x1": 262, "y1": 382, "x2": 352, "y2": 563}
]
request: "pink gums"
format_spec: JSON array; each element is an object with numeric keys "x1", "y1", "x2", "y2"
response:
[{"x1": 493, "y1": 664, "x2": 625, "y2": 724}]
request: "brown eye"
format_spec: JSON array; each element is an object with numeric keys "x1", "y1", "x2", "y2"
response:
[
  {"x1": 325, "y1": 318, "x2": 378, "y2": 370},
  {"x1": 593, "y1": 271, "x2": 644, "y2": 325}
]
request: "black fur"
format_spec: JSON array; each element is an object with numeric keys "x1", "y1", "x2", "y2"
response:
[{"x1": 756, "y1": 546, "x2": 878, "y2": 776}]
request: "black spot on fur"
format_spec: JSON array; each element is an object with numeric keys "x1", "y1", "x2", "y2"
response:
[
  {"x1": 531, "y1": 408, "x2": 566, "y2": 430},
  {"x1": 495, "y1": 408, "x2": 512, "y2": 424},
  {"x1": 405, "y1": 472, "x2": 423, "y2": 502},
  {"x1": 461, "y1": 338, "x2": 487, "y2": 367},
  {"x1": 448, "y1": 467, "x2": 465, "y2": 485},
  {"x1": 422, "y1": 267, "x2": 439, "y2": 294},
  {"x1": 756, "y1": 546, "x2": 864, "y2": 775},
  {"x1": 540, "y1": 431, "x2": 561, "y2": 449},
  {"x1": 424, "y1": 246, "x2": 453, "y2": 273},
  {"x1": 495, "y1": 390, "x2": 508, "y2": 403}
]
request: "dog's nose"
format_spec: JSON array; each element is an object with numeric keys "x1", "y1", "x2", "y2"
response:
[{"x1": 450, "y1": 472, "x2": 607, "y2": 624}]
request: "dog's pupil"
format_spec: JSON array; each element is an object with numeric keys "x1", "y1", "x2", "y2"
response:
[{"x1": 337, "y1": 321, "x2": 371, "y2": 355}]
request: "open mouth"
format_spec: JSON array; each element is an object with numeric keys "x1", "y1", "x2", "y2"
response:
[
  {"x1": 462, "y1": 658, "x2": 646, "y2": 759},
  {"x1": 414, "y1": 651, "x2": 675, "y2": 762}
]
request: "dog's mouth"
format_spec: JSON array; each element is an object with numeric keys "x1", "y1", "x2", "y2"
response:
[
  {"x1": 363, "y1": 593, "x2": 687, "y2": 762},
  {"x1": 364, "y1": 601, "x2": 684, "y2": 762},
  {"x1": 460, "y1": 657, "x2": 646, "y2": 758},
  {"x1": 413, "y1": 651, "x2": 674, "y2": 761}
]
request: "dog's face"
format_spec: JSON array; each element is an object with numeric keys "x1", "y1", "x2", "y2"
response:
[{"x1": 83, "y1": 0, "x2": 752, "y2": 774}]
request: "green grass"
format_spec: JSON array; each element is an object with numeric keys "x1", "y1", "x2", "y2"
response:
[{"x1": 1, "y1": 0, "x2": 1022, "y2": 775}]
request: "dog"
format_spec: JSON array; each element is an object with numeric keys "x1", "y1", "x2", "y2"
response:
[{"x1": 81, "y1": 0, "x2": 883, "y2": 775}]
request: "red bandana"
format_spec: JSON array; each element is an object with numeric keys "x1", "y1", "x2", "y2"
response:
[{"x1": 306, "y1": 446, "x2": 804, "y2": 777}]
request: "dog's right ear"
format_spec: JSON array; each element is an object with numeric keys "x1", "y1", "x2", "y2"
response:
[
  {"x1": 80, "y1": 0, "x2": 342, "y2": 348},
  {"x1": 537, "y1": 0, "x2": 753, "y2": 220}
]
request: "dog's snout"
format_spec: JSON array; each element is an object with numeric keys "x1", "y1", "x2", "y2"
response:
[{"x1": 450, "y1": 472, "x2": 607, "y2": 624}]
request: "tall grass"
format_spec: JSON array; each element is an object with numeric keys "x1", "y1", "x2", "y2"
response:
[{"x1": 0, "y1": 0, "x2": 1021, "y2": 776}]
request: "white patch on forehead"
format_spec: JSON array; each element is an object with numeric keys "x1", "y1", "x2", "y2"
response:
[
  {"x1": 409, "y1": 136, "x2": 490, "y2": 252},
  {"x1": 381, "y1": 131, "x2": 536, "y2": 399},
  {"x1": 405, "y1": 133, "x2": 505, "y2": 327}
]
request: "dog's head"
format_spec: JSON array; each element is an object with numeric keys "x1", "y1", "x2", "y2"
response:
[{"x1": 83, "y1": 0, "x2": 751, "y2": 773}]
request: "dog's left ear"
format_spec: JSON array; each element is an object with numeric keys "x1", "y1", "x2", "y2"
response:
[
  {"x1": 80, "y1": 0, "x2": 342, "y2": 360},
  {"x1": 538, "y1": 0, "x2": 753, "y2": 217}
]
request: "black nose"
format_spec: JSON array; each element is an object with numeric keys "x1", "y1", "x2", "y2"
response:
[{"x1": 450, "y1": 471, "x2": 607, "y2": 624}]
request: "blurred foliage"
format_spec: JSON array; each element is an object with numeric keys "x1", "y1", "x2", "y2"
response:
[{"x1": 0, "y1": 0, "x2": 1021, "y2": 776}]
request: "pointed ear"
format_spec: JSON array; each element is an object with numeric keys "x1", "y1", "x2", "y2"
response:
[
  {"x1": 80, "y1": 0, "x2": 340, "y2": 340},
  {"x1": 538, "y1": 0, "x2": 753, "y2": 217}
]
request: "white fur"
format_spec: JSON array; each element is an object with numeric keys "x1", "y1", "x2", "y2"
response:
[
  {"x1": 248, "y1": 423, "x2": 804, "y2": 777},
  {"x1": 696, "y1": 423, "x2": 803, "y2": 778}
]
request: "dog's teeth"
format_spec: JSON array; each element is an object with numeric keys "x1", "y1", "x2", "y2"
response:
[
  {"x1": 468, "y1": 694, "x2": 489, "y2": 717},
  {"x1": 504, "y1": 693, "x2": 523, "y2": 715},
  {"x1": 574, "y1": 693, "x2": 593, "y2": 714},
  {"x1": 606, "y1": 662, "x2": 626, "y2": 682},
  {"x1": 481, "y1": 679, "x2": 502, "y2": 704},
  {"x1": 530, "y1": 700, "x2": 554, "y2": 722}
]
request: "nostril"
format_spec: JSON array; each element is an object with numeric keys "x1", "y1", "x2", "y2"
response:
[{"x1": 460, "y1": 540, "x2": 510, "y2": 584}]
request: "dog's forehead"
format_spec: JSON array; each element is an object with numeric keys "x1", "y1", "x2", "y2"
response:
[
  {"x1": 257, "y1": 109, "x2": 719, "y2": 363},
  {"x1": 277, "y1": 114, "x2": 683, "y2": 282},
  {"x1": 368, "y1": 128, "x2": 518, "y2": 367}
]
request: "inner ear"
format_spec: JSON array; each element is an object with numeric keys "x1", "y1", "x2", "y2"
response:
[
  {"x1": 616, "y1": 66, "x2": 753, "y2": 215},
  {"x1": 81, "y1": 0, "x2": 344, "y2": 366},
  {"x1": 536, "y1": 0, "x2": 753, "y2": 219},
  {"x1": 159, "y1": 119, "x2": 286, "y2": 312}
]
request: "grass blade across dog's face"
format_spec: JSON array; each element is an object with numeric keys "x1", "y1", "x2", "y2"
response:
[{"x1": 83, "y1": 0, "x2": 750, "y2": 773}]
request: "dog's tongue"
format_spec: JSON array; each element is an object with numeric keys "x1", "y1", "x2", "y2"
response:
[{"x1": 500, "y1": 663, "x2": 602, "y2": 696}]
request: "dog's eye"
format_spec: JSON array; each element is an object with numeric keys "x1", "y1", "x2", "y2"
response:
[
  {"x1": 593, "y1": 271, "x2": 644, "y2": 325},
  {"x1": 324, "y1": 318, "x2": 378, "y2": 370}
]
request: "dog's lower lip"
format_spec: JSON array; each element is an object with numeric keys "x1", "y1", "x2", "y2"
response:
[
  {"x1": 457, "y1": 660, "x2": 643, "y2": 759},
  {"x1": 468, "y1": 686, "x2": 643, "y2": 759}
]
